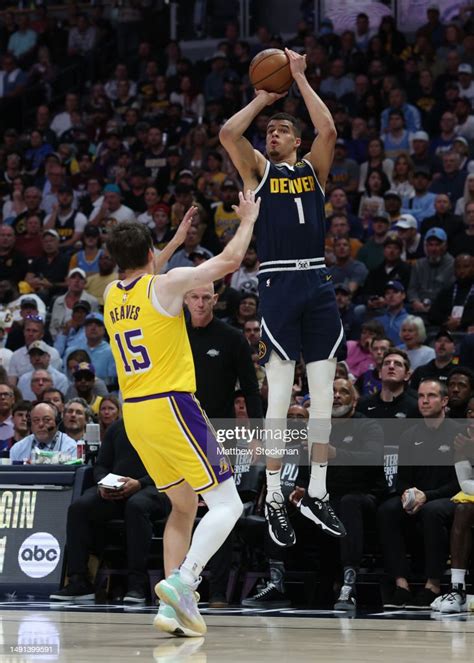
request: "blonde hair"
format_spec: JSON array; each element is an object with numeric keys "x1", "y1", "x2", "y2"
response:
[
  {"x1": 401, "y1": 315, "x2": 427, "y2": 343},
  {"x1": 392, "y1": 154, "x2": 414, "y2": 183},
  {"x1": 462, "y1": 173, "x2": 474, "y2": 210}
]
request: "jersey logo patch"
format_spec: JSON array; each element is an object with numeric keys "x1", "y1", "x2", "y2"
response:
[
  {"x1": 326, "y1": 274, "x2": 332, "y2": 281},
  {"x1": 257, "y1": 340, "x2": 267, "y2": 361},
  {"x1": 219, "y1": 457, "x2": 230, "y2": 475},
  {"x1": 206, "y1": 349, "x2": 220, "y2": 357}
]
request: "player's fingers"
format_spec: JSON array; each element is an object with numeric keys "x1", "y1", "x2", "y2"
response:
[{"x1": 185, "y1": 205, "x2": 197, "y2": 218}]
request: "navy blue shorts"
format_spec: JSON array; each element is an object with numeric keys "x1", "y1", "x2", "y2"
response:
[{"x1": 257, "y1": 268, "x2": 347, "y2": 365}]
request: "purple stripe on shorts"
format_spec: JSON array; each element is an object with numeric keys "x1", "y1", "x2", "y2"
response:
[
  {"x1": 157, "y1": 477, "x2": 185, "y2": 491},
  {"x1": 172, "y1": 393, "x2": 233, "y2": 484},
  {"x1": 124, "y1": 390, "x2": 184, "y2": 403}
]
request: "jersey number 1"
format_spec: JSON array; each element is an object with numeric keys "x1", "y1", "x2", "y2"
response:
[
  {"x1": 294, "y1": 197, "x2": 305, "y2": 224},
  {"x1": 114, "y1": 329, "x2": 151, "y2": 374}
]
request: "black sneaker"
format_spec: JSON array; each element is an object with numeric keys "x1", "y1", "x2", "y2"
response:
[
  {"x1": 334, "y1": 585, "x2": 356, "y2": 611},
  {"x1": 265, "y1": 493, "x2": 296, "y2": 547},
  {"x1": 241, "y1": 581, "x2": 291, "y2": 608},
  {"x1": 407, "y1": 588, "x2": 440, "y2": 610},
  {"x1": 123, "y1": 588, "x2": 147, "y2": 604},
  {"x1": 50, "y1": 577, "x2": 95, "y2": 601},
  {"x1": 298, "y1": 493, "x2": 346, "y2": 537},
  {"x1": 383, "y1": 587, "x2": 413, "y2": 609}
]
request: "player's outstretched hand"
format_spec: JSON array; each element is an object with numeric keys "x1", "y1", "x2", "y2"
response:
[
  {"x1": 255, "y1": 88, "x2": 287, "y2": 105},
  {"x1": 174, "y1": 205, "x2": 197, "y2": 245},
  {"x1": 232, "y1": 189, "x2": 261, "y2": 225},
  {"x1": 285, "y1": 48, "x2": 307, "y2": 77}
]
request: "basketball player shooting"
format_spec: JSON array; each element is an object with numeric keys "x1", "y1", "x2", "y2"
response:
[
  {"x1": 220, "y1": 49, "x2": 347, "y2": 547},
  {"x1": 104, "y1": 192, "x2": 260, "y2": 637}
]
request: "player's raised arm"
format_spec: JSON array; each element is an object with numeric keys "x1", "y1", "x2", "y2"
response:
[
  {"x1": 155, "y1": 190, "x2": 260, "y2": 314},
  {"x1": 219, "y1": 92, "x2": 284, "y2": 185},
  {"x1": 153, "y1": 205, "x2": 197, "y2": 274},
  {"x1": 284, "y1": 48, "x2": 336, "y2": 190}
]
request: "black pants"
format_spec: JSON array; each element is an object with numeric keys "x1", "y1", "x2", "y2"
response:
[
  {"x1": 207, "y1": 532, "x2": 234, "y2": 597},
  {"x1": 377, "y1": 495, "x2": 455, "y2": 580},
  {"x1": 331, "y1": 493, "x2": 378, "y2": 569},
  {"x1": 66, "y1": 485, "x2": 170, "y2": 588}
]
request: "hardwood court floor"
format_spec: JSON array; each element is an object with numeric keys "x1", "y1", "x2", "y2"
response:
[{"x1": 1, "y1": 606, "x2": 474, "y2": 662}]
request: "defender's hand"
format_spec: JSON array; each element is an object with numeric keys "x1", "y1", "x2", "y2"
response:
[
  {"x1": 232, "y1": 190, "x2": 261, "y2": 225},
  {"x1": 174, "y1": 206, "x2": 197, "y2": 245},
  {"x1": 285, "y1": 48, "x2": 307, "y2": 77}
]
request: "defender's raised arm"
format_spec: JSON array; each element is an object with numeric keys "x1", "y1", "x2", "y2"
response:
[{"x1": 156, "y1": 190, "x2": 261, "y2": 312}]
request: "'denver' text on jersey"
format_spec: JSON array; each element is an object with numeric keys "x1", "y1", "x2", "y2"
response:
[{"x1": 254, "y1": 159, "x2": 326, "y2": 263}]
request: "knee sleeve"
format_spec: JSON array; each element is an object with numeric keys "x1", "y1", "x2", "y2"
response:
[
  {"x1": 264, "y1": 352, "x2": 295, "y2": 457},
  {"x1": 306, "y1": 358, "x2": 336, "y2": 445},
  {"x1": 456, "y1": 460, "x2": 474, "y2": 496},
  {"x1": 182, "y1": 480, "x2": 243, "y2": 579},
  {"x1": 460, "y1": 479, "x2": 474, "y2": 495},
  {"x1": 203, "y1": 478, "x2": 243, "y2": 523},
  {"x1": 264, "y1": 352, "x2": 295, "y2": 419}
]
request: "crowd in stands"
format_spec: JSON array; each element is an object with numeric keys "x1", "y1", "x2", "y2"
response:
[{"x1": 0, "y1": 2, "x2": 473, "y2": 610}]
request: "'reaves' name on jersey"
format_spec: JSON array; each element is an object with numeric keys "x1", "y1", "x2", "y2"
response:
[
  {"x1": 269, "y1": 175, "x2": 316, "y2": 195},
  {"x1": 109, "y1": 305, "x2": 141, "y2": 324}
]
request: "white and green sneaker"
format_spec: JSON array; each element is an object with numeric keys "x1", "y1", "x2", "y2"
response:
[
  {"x1": 155, "y1": 572, "x2": 207, "y2": 636},
  {"x1": 153, "y1": 602, "x2": 203, "y2": 637}
]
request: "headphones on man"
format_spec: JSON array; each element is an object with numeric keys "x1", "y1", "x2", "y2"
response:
[{"x1": 27, "y1": 401, "x2": 62, "y2": 431}]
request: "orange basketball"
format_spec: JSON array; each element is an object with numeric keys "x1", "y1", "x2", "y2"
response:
[{"x1": 249, "y1": 48, "x2": 292, "y2": 94}]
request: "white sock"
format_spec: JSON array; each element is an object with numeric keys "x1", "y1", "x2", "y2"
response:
[
  {"x1": 451, "y1": 568, "x2": 466, "y2": 589},
  {"x1": 179, "y1": 561, "x2": 202, "y2": 587},
  {"x1": 266, "y1": 469, "x2": 282, "y2": 502},
  {"x1": 308, "y1": 462, "x2": 328, "y2": 499}
]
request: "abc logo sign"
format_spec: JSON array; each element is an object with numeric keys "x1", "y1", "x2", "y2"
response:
[{"x1": 18, "y1": 532, "x2": 61, "y2": 579}]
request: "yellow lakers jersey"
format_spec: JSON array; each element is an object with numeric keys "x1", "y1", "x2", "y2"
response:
[
  {"x1": 213, "y1": 202, "x2": 240, "y2": 238},
  {"x1": 104, "y1": 274, "x2": 196, "y2": 398}
]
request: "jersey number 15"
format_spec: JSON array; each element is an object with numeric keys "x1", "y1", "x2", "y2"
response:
[{"x1": 114, "y1": 329, "x2": 151, "y2": 374}]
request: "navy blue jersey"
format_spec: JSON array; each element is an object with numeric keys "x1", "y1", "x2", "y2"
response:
[{"x1": 254, "y1": 159, "x2": 326, "y2": 263}]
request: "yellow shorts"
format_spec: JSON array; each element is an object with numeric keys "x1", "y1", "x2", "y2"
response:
[
  {"x1": 122, "y1": 391, "x2": 232, "y2": 493},
  {"x1": 451, "y1": 491, "x2": 474, "y2": 503}
]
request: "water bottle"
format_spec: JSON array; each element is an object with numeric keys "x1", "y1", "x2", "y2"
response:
[{"x1": 76, "y1": 440, "x2": 85, "y2": 461}]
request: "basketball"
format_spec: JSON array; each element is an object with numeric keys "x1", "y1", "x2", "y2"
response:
[{"x1": 249, "y1": 48, "x2": 292, "y2": 94}]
